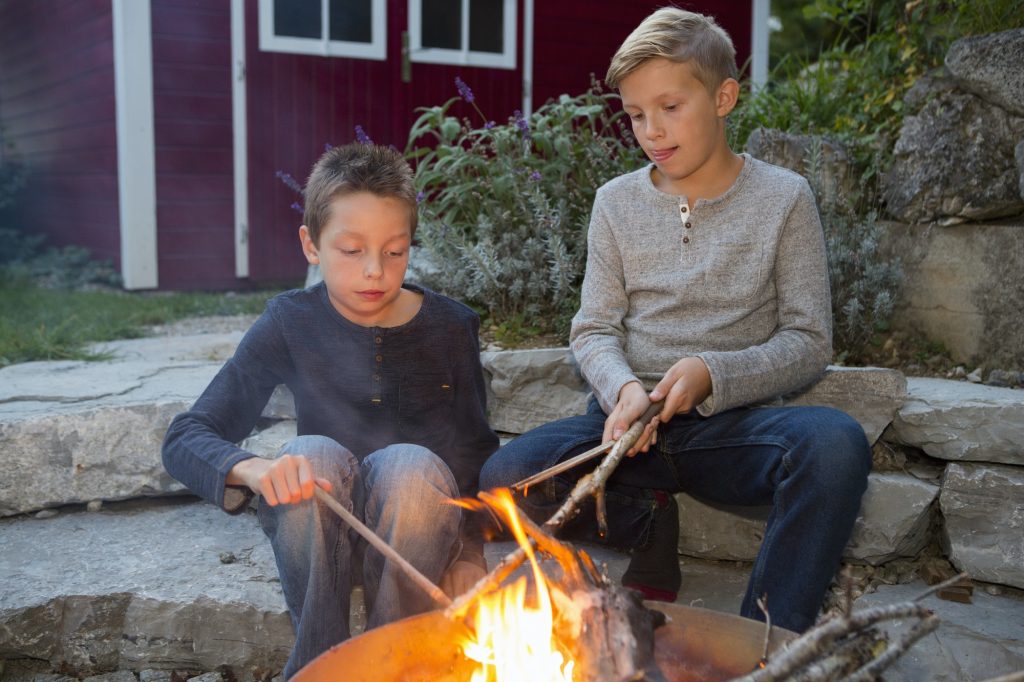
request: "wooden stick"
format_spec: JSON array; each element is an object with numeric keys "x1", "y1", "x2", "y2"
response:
[
  {"x1": 511, "y1": 439, "x2": 616, "y2": 492},
  {"x1": 312, "y1": 486, "x2": 452, "y2": 608},
  {"x1": 447, "y1": 400, "x2": 663, "y2": 618}
]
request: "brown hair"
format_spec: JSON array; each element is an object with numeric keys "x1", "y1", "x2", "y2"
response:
[
  {"x1": 303, "y1": 143, "x2": 418, "y2": 246},
  {"x1": 606, "y1": 7, "x2": 737, "y2": 92}
]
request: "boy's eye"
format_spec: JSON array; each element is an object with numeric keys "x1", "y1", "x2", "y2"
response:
[
  {"x1": 340, "y1": 248, "x2": 361, "y2": 255},
  {"x1": 629, "y1": 113, "x2": 644, "y2": 121},
  {"x1": 386, "y1": 250, "x2": 405, "y2": 258},
  {"x1": 664, "y1": 104, "x2": 678, "y2": 111}
]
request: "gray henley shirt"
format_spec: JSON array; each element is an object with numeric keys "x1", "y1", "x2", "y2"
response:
[{"x1": 569, "y1": 153, "x2": 832, "y2": 416}]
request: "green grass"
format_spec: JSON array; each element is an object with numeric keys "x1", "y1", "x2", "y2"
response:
[{"x1": 0, "y1": 271, "x2": 280, "y2": 367}]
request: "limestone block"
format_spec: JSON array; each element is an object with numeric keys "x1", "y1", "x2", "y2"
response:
[
  {"x1": 878, "y1": 221, "x2": 1024, "y2": 367},
  {"x1": 481, "y1": 348, "x2": 589, "y2": 434},
  {"x1": 676, "y1": 472, "x2": 938, "y2": 565},
  {"x1": 854, "y1": 581, "x2": 1024, "y2": 681},
  {"x1": 945, "y1": 28, "x2": 1024, "y2": 117},
  {"x1": 0, "y1": 502, "x2": 291, "y2": 675},
  {"x1": 889, "y1": 378, "x2": 1024, "y2": 465},
  {"x1": 744, "y1": 128, "x2": 856, "y2": 206},
  {"x1": 239, "y1": 419, "x2": 298, "y2": 458},
  {"x1": 884, "y1": 87, "x2": 1024, "y2": 223},
  {"x1": 482, "y1": 348, "x2": 904, "y2": 442},
  {"x1": 844, "y1": 473, "x2": 938, "y2": 564},
  {"x1": 940, "y1": 462, "x2": 1024, "y2": 589},
  {"x1": 782, "y1": 366, "x2": 906, "y2": 444},
  {"x1": 0, "y1": 402, "x2": 191, "y2": 517}
]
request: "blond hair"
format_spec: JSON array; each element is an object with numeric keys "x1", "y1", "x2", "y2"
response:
[
  {"x1": 606, "y1": 7, "x2": 737, "y2": 92},
  {"x1": 303, "y1": 144, "x2": 417, "y2": 246}
]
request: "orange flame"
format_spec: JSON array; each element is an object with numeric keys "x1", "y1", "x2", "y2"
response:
[{"x1": 460, "y1": 489, "x2": 575, "y2": 681}]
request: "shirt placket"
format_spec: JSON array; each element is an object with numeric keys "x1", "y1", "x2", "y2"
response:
[
  {"x1": 372, "y1": 330, "x2": 383, "y2": 406},
  {"x1": 679, "y1": 199, "x2": 695, "y2": 259}
]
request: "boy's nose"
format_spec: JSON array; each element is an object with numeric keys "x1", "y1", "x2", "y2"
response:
[{"x1": 364, "y1": 255, "x2": 384, "y2": 278}]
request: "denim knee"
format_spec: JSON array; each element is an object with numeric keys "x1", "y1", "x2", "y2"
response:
[
  {"x1": 786, "y1": 407, "x2": 871, "y2": 495},
  {"x1": 361, "y1": 443, "x2": 459, "y2": 498},
  {"x1": 278, "y1": 435, "x2": 359, "y2": 488}
]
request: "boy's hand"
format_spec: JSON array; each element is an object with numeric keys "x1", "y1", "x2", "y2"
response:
[
  {"x1": 603, "y1": 381, "x2": 660, "y2": 458},
  {"x1": 649, "y1": 357, "x2": 712, "y2": 421},
  {"x1": 440, "y1": 559, "x2": 486, "y2": 598},
  {"x1": 227, "y1": 455, "x2": 333, "y2": 506}
]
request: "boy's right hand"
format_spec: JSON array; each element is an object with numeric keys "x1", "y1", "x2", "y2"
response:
[
  {"x1": 603, "y1": 381, "x2": 659, "y2": 457},
  {"x1": 227, "y1": 455, "x2": 333, "y2": 506}
]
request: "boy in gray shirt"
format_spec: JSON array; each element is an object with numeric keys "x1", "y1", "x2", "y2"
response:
[{"x1": 480, "y1": 8, "x2": 870, "y2": 633}]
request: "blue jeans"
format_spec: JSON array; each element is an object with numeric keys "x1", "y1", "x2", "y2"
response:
[
  {"x1": 479, "y1": 399, "x2": 871, "y2": 633},
  {"x1": 258, "y1": 436, "x2": 463, "y2": 678}
]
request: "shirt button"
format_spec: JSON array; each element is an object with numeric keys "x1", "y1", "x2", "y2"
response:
[
  {"x1": 685, "y1": 222, "x2": 692, "y2": 228},
  {"x1": 682, "y1": 236, "x2": 690, "y2": 244},
  {"x1": 374, "y1": 374, "x2": 380, "y2": 381},
  {"x1": 375, "y1": 354, "x2": 383, "y2": 362},
  {"x1": 375, "y1": 336, "x2": 382, "y2": 344},
  {"x1": 680, "y1": 205, "x2": 687, "y2": 213}
]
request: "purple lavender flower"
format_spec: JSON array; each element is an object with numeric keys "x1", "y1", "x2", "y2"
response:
[
  {"x1": 530, "y1": 171, "x2": 542, "y2": 181},
  {"x1": 513, "y1": 109, "x2": 531, "y2": 138},
  {"x1": 484, "y1": 121, "x2": 495, "y2": 130},
  {"x1": 324, "y1": 142, "x2": 334, "y2": 152},
  {"x1": 354, "y1": 125, "x2": 373, "y2": 145},
  {"x1": 416, "y1": 191, "x2": 426, "y2": 204},
  {"x1": 290, "y1": 201, "x2": 304, "y2": 215},
  {"x1": 455, "y1": 76, "x2": 475, "y2": 103},
  {"x1": 275, "y1": 171, "x2": 303, "y2": 194}
]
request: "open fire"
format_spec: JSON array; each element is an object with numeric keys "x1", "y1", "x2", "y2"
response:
[{"x1": 459, "y1": 489, "x2": 576, "y2": 681}]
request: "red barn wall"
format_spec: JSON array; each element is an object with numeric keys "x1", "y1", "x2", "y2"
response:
[
  {"x1": 0, "y1": 0, "x2": 120, "y2": 265},
  {"x1": 243, "y1": 0, "x2": 523, "y2": 284},
  {"x1": 533, "y1": 0, "x2": 753, "y2": 107},
  {"x1": 151, "y1": 0, "x2": 238, "y2": 290}
]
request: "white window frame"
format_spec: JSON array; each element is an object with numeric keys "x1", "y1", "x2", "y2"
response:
[
  {"x1": 258, "y1": 0, "x2": 386, "y2": 60},
  {"x1": 408, "y1": 0, "x2": 516, "y2": 70}
]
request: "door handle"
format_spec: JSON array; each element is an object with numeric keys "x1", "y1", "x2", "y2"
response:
[{"x1": 401, "y1": 30, "x2": 411, "y2": 83}]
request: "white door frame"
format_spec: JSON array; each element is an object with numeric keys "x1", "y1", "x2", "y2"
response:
[{"x1": 231, "y1": 0, "x2": 249, "y2": 278}]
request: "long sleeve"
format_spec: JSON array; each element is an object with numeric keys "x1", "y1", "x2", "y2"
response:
[
  {"x1": 162, "y1": 311, "x2": 287, "y2": 512},
  {"x1": 570, "y1": 191, "x2": 642, "y2": 413}
]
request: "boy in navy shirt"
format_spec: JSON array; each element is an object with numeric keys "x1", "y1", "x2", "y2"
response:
[{"x1": 163, "y1": 144, "x2": 498, "y2": 677}]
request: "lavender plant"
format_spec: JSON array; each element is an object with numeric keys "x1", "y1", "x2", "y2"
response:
[{"x1": 405, "y1": 78, "x2": 644, "y2": 338}]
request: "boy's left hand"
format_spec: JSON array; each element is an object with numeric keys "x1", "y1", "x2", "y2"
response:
[
  {"x1": 440, "y1": 559, "x2": 486, "y2": 598},
  {"x1": 649, "y1": 356, "x2": 712, "y2": 422}
]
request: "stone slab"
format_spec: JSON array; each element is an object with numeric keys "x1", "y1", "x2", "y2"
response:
[
  {"x1": 0, "y1": 500, "x2": 291, "y2": 675},
  {"x1": 481, "y1": 348, "x2": 589, "y2": 434},
  {"x1": 676, "y1": 472, "x2": 940, "y2": 565},
  {"x1": 855, "y1": 580, "x2": 1024, "y2": 682},
  {"x1": 879, "y1": 220, "x2": 1024, "y2": 367},
  {"x1": 482, "y1": 348, "x2": 905, "y2": 443},
  {"x1": 782, "y1": 366, "x2": 906, "y2": 444},
  {"x1": 940, "y1": 462, "x2": 1024, "y2": 590},
  {"x1": 889, "y1": 377, "x2": 1024, "y2": 465}
]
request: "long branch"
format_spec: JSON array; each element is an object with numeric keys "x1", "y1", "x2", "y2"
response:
[{"x1": 447, "y1": 401, "x2": 662, "y2": 617}]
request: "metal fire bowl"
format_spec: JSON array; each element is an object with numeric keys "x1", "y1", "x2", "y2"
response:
[{"x1": 293, "y1": 601, "x2": 796, "y2": 681}]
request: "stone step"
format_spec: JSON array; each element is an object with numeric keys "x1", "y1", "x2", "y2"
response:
[{"x1": 3, "y1": 500, "x2": 1022, "y2": 680}]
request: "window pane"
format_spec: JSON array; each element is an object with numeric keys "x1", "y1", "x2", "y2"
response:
[
  {"x1": 274, "y1": 0, "x2": 322, "y2": 39},
  {"x1": 468, "y1": 0, "x2": 503, "y2": 54},
  {"x1": 422, "y1": 0, "x2": 461, "y2": 50},
  {"x1": 329, "y1": 0, "x2": 372, "y2": 43}
]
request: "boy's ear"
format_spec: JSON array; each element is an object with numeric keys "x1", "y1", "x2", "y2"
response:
[
  {"x1": 298, "y1": 225, "x2": 320, "y2": 265},
  {"x1": 715, "y1": 78, "x2": 740, "y2": 118}
]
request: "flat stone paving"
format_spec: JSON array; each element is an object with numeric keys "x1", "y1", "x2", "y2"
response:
[{"x1": 2, "y1": 499, "x2": 1022, "y2": 680}]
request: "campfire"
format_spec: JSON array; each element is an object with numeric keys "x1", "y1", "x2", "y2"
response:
[{"x1": 296, "y1": 406, "x2": 966, "y2": 681}]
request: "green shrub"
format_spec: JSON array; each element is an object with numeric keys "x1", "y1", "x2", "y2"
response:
[
  {"x1": 405, "y1": 78, "x2": 644, "y2": 337},
  {"x1": 730, "y1": 0, "x2": 1024, "y2": 188},
  {"x1": 804, "y1": 139, "x2": 902, "y2": 362}
]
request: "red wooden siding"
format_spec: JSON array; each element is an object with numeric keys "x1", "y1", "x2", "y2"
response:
[
  {"x1": 244, "y1": 0, "x2": 523, "y2": 283},
  {"x1": 532, "y1": 1, "x2": 753, "y2": 107},
  {"x1": 151, "y1": 0, "x2": 238, "y2": 290},
  {"x1": 0, "y1": 0, "x2": 120, "y2": 265}
]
